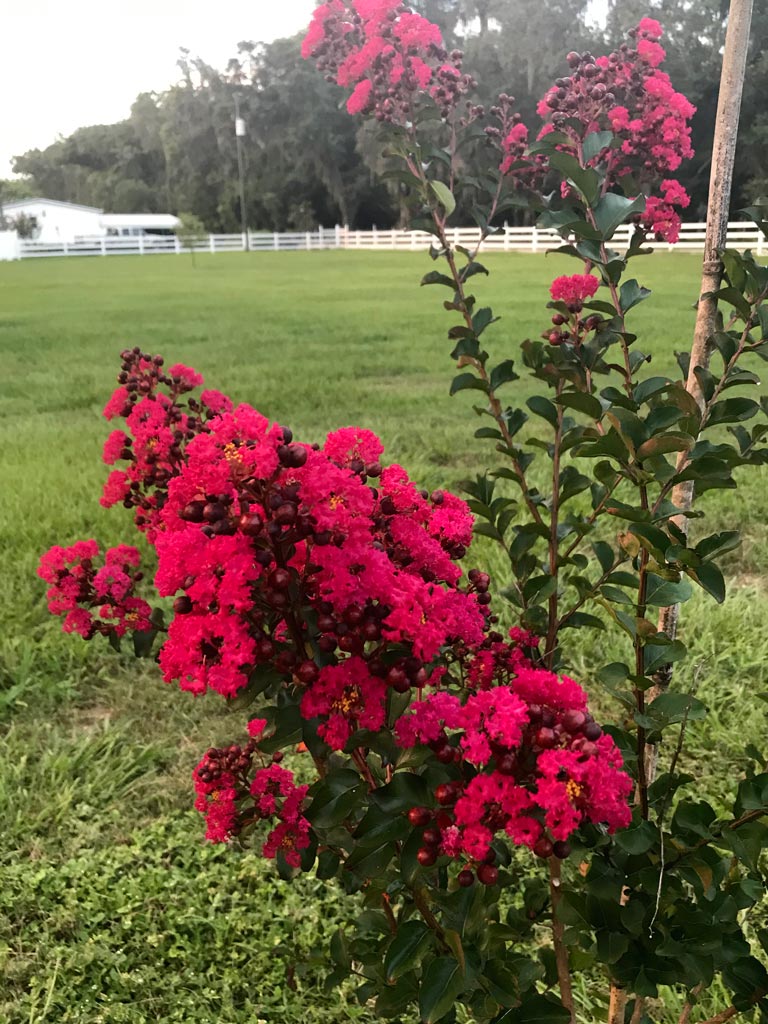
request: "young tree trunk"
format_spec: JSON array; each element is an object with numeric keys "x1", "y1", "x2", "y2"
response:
[{"x1": 647, "y1": 0, "x2": 754, "y2": 778}]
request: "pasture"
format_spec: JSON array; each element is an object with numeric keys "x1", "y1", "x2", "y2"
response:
[{"x1": 1, "y1": 251, "x2": 766, "y2": 1023}]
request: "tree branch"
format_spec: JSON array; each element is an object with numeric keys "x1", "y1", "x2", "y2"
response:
[{"x1": 549, "y1": 856, "x2": 575, "y2": 1023}]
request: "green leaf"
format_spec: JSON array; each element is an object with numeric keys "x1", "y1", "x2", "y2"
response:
[
  {"x1": 527, "y1": 395, "x2": 558, "y2": 427},
  {"x1": 370, "y1": 772, "x2": 429, "y2": 814},
  {"x1": 384, "y1": 920, "x2": 433, "y2": 983},
  {"x1": 344, "y1": 841, "x2": 396, "y2": 879},
  {"x1": 418, "y1": 957, "x2": 465, "y2": 1024},
  {"x1": 430, "y1": 180, "x2": 456, "y2": 217},
  {"x1": 330, "y1": 929, "x2": 351, "y2": 970},
  {"x1": 490, "y1": 360, "x2": 519, "y2": 391},
  {"x1": 461, "y1": 261, "x2": 489, "y2": 282},
  {"x1": 316, "y1": 850, "x2": 341, "y2": 879},
  {"x1": 644, "y1": 574, "x2": 693, "y2": 607},
  {"x1": 619, "y1": 279, "x2": 651, "y2": 313},
  {"x1": 472, "y1": 307, "x2": 499, "y2": 336},
  {"x1": 687, "y1": 563, "x2": 726, "y2": 603},
  {"x1": 548, "y1": 151, "x2": 601, "y2": 205},
  {"x1": 556, "y1": 392, "x2": 603, "y2": 419},
  {"x1": 614, "y1": 818, "x2": 657, "y2": 854},
  {"x1": 593, "y1": 193, "x2": 645, "y2": 239},
  {"x1": 695, "y1": 531, "x2": 741, "y2": 561},
  {"x1": 582, "y1": 130, "x2": 615, "y2": 163},
  {"x1": 495, "y1": 994, "x2": 572, "y2": 1024},
  {"x1": 706, "y1": 397, "x2": 760, "y2": 426},
  {"x1": 450, "y1": 373, "x2": 488, "y2": 396},
  {"x1": 710, "y1": 286, "x2": 752, "y2": 321},
  {"x1": 422, "y1": 271, "x2": 457, "y2": 289},
  {"x1": 641, "y1": 692, "x2": 708, "y2": 729},
  {"x1": 722, "y1": 248, "x2": 748, "y2": 292}
]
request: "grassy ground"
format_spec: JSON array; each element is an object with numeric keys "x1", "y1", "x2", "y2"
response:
[{"x1": 1, "y1": 251, "x2": 766, "y2": 1023}]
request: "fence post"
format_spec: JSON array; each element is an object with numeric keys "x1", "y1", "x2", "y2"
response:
[
  {"x1": 758, "y1": 226, "x2": 765, "y2": 257},
  {"x1": 335, "y1": 224, "x2": 341, "y2": 248},
  {"x1": 504, "y1": 222, "x2": 510, "y2": 252},
  {"x1": 318, "y1": 224, "x2": 323, "y2": 250},
  {"x1": 372, "y1": 224, "x2": 378, "y2": 249},
  {"x1": 531, "y1": 226, "x2": 539, "y2": 253},
  {"x1": 273, "y1": 232, "x2": 279, "y2": 251},
  {"x1": 138, "y1": 235, "x2": 145, "y2": 255},
  {"x1": 63, "y1": 240, "x2": 69, "y2": 256},
  {"x1": 100, "y1": 238, "x2": 106, "y2": 256},
  {"x1": 356, "y1": 230, "x2": 361, "y2": 248},
  {"x1": 175, "y1": 236, "x2": 181, "y2": 254}
]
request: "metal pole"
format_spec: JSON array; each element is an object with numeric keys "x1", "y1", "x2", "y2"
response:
[{"x1": 234, "y1": 93, "x2": 249, "y2": 252}]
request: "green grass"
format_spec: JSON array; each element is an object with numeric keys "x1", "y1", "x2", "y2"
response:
[{"x1": 1, "y1": 251, "x2": 766, "y2": 1023}]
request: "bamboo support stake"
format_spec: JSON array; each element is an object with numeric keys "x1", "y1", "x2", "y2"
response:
[{"x1": 647, "y1": 0, "x2": 754, "y2": 783}]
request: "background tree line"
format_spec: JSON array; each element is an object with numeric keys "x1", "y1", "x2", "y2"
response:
[{"x1": 4, "y1": 0, "x2": 768, "y2": 231}]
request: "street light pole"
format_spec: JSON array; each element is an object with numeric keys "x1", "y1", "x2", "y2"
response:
[{"x1": 234, "y1": 93, "x2": 249, "y2": 252}]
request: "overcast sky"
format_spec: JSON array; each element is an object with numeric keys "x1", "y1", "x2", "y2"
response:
[
  {"x1": 2, "y1": 0, "x2": 608, "y2": 180},
  {"x1": 2, "y1": 0, "x2": 317, "y2": 177}
]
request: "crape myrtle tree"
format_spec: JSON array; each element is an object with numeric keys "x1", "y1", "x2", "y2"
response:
[{"x1": 39, "y1": 1, "x2": 768, "y2": 1022}]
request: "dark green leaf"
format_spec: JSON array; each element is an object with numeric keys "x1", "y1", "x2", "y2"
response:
[
  {"x1": 527, "y1": 396, "x2": 558, "y2": 427},
  {"x1": 619, "y1": 279, "x2": 651, "y2": 313},
  {"x1": 384, "y1": 920, "x2": 433, "y2": 983},
  {"x1": 370, "y1": 773, "x2": 429, "y2": 814},
  {"x1": 421, "y1": 271, "x2": 457, "y2": 289},
  {"x1": 593, "y1": 193, "x2": 645, "y2": 239},
  {"x1": 688, "y1": 563, "x2": 726, "y2": 603},
  {"x1": 706, "y1": 398, "x2": 760, "y2": 426},
  {"x1": 419, "y1": 957, "x2": 465, "y2": 1024},
  {"x1": 495, "y1": 994, "x2": 572, "y2": 1024},
  {"x1": 557, "y1": 392, "x2": 603, "y2": 419},
  {"x1": 490, "y1": 360, "x2": 519, "y2": 391},
  {"x1": 450, "y1": 373, "x2": 488, "y2": 396}
]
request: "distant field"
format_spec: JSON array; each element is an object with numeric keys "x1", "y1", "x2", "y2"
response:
[{"x1": 1, "y1": 251, "x2": 767, "y2": 1023}]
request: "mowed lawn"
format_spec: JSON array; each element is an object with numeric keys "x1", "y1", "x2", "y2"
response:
[{"x1": 1, "y1": 251, "x2": 767, "y2": 1023}]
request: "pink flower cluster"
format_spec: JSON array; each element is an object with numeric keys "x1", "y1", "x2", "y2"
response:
[
  {"x1": 152, "y1": 398, "x2": 484, "y2": 710},
  {"x1": 302, "y1": 0, "x2": 470, "y2": 122},
  {"x1": 37, "y1": 540, "x2": 152, "y2": 639},
  {"x1": 193, "y1": 727, "x2": 310, "y2": 862},
  {"x1": 41, "y1": 352, "x2": 632, "y2": 874},
  {"x1": 100, "y1": 347, "x2": 232, "y2": 539},
  {"x1": 397, "y1": 638, "x2": 632, "y2": 872},
  {"x1": 534, "y1": 20, "x2": 694, "y2": 241},
  {"x1": 549, "y1": 274, "x2": 600, "y2": 309},
  {"x1": 640, "y1": 178, "x2": 691, "y2": 243}
]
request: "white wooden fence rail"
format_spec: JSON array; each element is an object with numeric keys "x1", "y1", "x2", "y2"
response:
[{"x1": 14, "y1": 222, "x2": 767, "y2": 259}]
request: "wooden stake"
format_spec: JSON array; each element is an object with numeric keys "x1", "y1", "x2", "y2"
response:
[{"x1": 647, "y1": 0, "x2": 754, "y2": 784}]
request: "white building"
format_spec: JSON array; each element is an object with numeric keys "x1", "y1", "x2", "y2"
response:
[{"x1": 1, "y1": 198, "x2": 180, "y2": 243}]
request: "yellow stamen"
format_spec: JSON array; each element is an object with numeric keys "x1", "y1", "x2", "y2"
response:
[
  {"x1": 223, "y1": 442, "x2": 242, "y2": 465},
  {"x1": 566, "y1": 779, "x2": 583, "y2": 802}
]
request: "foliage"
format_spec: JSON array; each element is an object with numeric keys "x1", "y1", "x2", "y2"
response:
[
  {"x1": 174, "y1": 210, "x2": 207, "y2": 265},
  {"x1": 8, "y1": 211, "x2": 39, "y2": 239},
  {"x1": 0, "y1": 251, "x2": 765, "y2": 1022},
  {"x1": 12, "y1": 1, "x2": 768, "y2": 228},
  {"x1": 32, "y1": 8, "x2": 768, "y2": 1024}
]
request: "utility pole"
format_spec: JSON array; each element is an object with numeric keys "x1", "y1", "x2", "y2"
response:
[{"x1": 234, "y1": 93, "x2": 249, "y2": 252}]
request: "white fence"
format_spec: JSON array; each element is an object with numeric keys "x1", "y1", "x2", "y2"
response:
[{"x1": 12, "y1": 221, "x2": 768, "y2": 260}]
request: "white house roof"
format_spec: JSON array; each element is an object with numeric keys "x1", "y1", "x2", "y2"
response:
[
  {"x1": 100, "y1": 213, "x2": 180, "y2": 229},
  {"x1": 2, "y1": 197, "x2": 103, "y2": 213}
]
